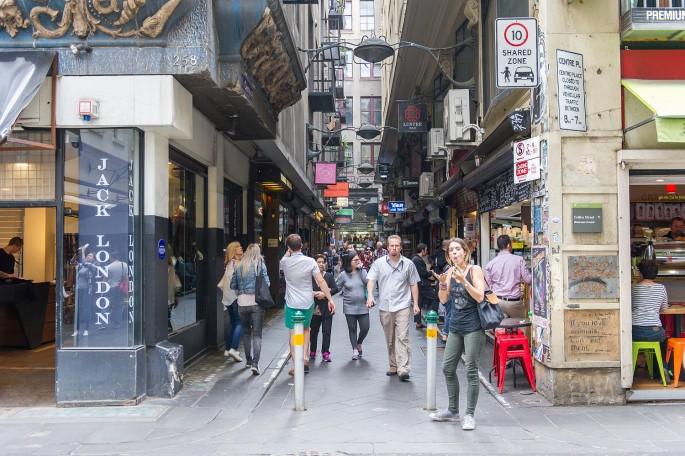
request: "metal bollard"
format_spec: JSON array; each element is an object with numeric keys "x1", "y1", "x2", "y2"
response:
[
  {"x1": 425, "y1": 310, "x2": 438, "y2": 411},
  {"x1": 292, "y1": 310, "x2": 305, "y2": 411}
]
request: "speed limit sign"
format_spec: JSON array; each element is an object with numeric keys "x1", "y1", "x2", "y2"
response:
[{"x1": 496, "y1": 18, "x2": 538, "y2": 88}]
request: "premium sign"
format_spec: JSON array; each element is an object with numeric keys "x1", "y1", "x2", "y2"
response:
[
  {"x1": 513, "y1": 136, "x2": 540, "y2": 184},
  {"x1": 496, "y1": 18, "x2": 539, "y2": 88},
  {"x1": 556, "y1": 49, "x2": 587, "y2": 132},
  {"x1": 397, "y1": 101, "x2": 427, "y2": 133}
]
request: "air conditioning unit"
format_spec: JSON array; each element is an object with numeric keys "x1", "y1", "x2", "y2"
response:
[
  {"x1": 443, "y1": 89, "x2": 471, "y2": 145},
  {"x1": 419, "y1": 172, "x2": 434, "y2": 198},
  {"x1": 427, "y1": 128, "x2": 446, "y2": 159}
]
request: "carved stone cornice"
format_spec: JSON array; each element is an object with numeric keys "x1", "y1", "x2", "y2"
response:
[
  {"x1": 0, "y1": 0, "x2": 29, "y2": 37},
  {"x1": 0, "y1": 0, "x2": 182, "y2": 39}
]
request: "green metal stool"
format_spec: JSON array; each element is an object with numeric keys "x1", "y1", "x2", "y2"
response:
[{"x1": 632, "y1": 341, "x2": 667, "y2": 386}]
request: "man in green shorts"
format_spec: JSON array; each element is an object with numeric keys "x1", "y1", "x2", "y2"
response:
[{"x1": 280, "y1": 234, "x2": 336, "y2": 374}]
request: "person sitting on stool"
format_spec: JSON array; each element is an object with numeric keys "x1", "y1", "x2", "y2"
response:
[{"x1": 484, "y1": 235, "x2": 532, "y2": 319}]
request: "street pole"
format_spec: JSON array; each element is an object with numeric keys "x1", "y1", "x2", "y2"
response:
[
  {"x1": 425, "y1": 310, "x2": 438, "y2": 411},
  {"x1": 293, "y1": 310, "x2": 305, "y2": 411}
]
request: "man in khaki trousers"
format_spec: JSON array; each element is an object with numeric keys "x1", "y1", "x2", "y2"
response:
[{"x1": 366, "y1": 235, "x2": 420, "y2": 382}]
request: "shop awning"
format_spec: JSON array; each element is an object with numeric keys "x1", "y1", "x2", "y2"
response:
[
  {"x1": 622, "y1": 79, "x2": 685, "y2": 143},
  {"x1": 0, "y1": 51, "x2": 55, "y2": 144}
]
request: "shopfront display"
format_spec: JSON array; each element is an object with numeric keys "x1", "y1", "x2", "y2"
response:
[
  {"x1": 62, "y1": 128, "x2": 142, "y2": 348},
  {"x1": 168, "y1": 152, "x2": 207, "y2": 333}
]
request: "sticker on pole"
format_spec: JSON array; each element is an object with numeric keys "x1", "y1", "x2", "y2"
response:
[{"x1": 496, "y1": 18, "x2": 539, "y2": 88}]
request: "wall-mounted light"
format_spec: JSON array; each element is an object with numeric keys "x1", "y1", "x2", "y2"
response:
[
  {"x1": 667, "y1": 184, "x2": 677, "y2": 194},
  {"x1": 15, "y1": 151, "x2": 29, "y2": 167},
  {"x1": 70, "y1": 43, "x2": 92, "y2": 55}
]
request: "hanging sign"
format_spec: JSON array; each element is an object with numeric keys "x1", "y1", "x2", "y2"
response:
[
  {"x1": 496, "y1": 18, "x2": 539, "y2": 88},
  {"x1": 513, "y1": 136, "x2": 541, "y2": 184},
  {"x1": 315, "y1": 162, "x2": 338, "y2": 185},
  {"x1": 556, "y1": 49, "x2": 587, "y2": 132},
  {"x1": 397, "y1": 101, "x2": 428, "y2": 133},
  {"x1": 323, "y1": 182, "x2": 349, "y2": 198}
]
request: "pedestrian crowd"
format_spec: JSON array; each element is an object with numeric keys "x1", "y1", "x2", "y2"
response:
[{"x1": 216, "y1": 233, "x2": 521, "y2": 431}]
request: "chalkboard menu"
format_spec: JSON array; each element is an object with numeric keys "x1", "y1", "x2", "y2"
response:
[{"x1": 478, "y1": 170, "x2": 531, "y2": 213}]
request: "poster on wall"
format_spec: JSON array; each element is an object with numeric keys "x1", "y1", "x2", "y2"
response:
[
  {"x1": 532, "y1": 247, "x2": 548, "y2": 328},
  {"x1": 531, "y1": 246, "x2": 550, "y2": 362}
]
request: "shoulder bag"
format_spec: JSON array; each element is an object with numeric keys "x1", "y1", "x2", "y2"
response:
[
  {"x1": 255, "y1": 261, "x2": 275, "y2": 309},
  {"x1": 474, "y1": 273, "x2": 504, "y2": 330},
  {"x1": 118, "y1": 262, "x2": 129, "y2": 293}
]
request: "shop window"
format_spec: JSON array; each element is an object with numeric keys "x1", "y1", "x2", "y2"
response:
[
  {"x1": 168, "y1": 155, "x2": 207, "y2": 333},
  {"x1": 62, "y1": 129, "x2": 142, "y2": 348},
  {"x1": 0, "y1": 130, "x2": 55, "y2": 201},
  {"x1": 342, "y1": 0, "x2": 352, "y2": 30},
  {"x1": 254, "y1": 189, "x2": 264, "y2": 245},
  {"x1": 224, "y1": 180, "x2": 243, "y2": 245}
]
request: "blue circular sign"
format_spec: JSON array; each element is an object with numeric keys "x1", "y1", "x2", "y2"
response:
[{"x1": 158, "y1": 239, "x2": 166, "y2": 260}]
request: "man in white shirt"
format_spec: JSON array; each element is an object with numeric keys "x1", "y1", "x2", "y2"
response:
[
  {"x1": 280, "y1": 234, "x2": 335, "y2": 374},
  {"x1": 366, "y1": 235, "x2": 420, "y2": 381}
]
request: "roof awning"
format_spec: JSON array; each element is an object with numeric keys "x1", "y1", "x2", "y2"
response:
[
  {"x1": 0, "y1": 51, "x2": 55, "y2": 144},
  {"x1": 622, "y1": 79, "x2": 685, "y2": 143}
]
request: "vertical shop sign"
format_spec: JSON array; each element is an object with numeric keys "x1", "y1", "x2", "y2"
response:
[
  {"x1": 532, "y1": 247, "x2": 548, "y2": 327},
  {"x1": 79, "y1": 135, "x2": 134, "y2": 341}
]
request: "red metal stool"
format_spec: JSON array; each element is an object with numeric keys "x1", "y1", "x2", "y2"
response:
[
  {"x1": 490, "y1": 328, "x2": 524, "y2": 383},
  {"x1": 496, "y1": 333, "x2": 536, "y2": 393}
]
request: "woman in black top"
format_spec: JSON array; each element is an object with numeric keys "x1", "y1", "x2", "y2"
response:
[
  {"x1": 431, "y1": 237, "x2": 486, "y2": 431},
  {"x1": 310, "y1": 254, "x2": 339, "y2": 362}
]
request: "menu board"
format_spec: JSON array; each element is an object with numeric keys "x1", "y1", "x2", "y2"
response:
[{"x1": 478, "y1": 170, "x2": 532, "y2": 213}]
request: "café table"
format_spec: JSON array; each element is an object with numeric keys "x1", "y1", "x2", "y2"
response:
[{"x1": 661, "y1": 303, "x2": 685, "y2": 338}]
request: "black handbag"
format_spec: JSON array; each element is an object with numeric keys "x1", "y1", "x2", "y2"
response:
[
  {"x1": 476, "y1": 278, "x2": 504, "y2": 330},
  {"x1": 255, "y1": 261, "x2": 275, "y2": 309}
]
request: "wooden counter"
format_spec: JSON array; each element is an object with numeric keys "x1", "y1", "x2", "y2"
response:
[{"x1": 0, "y1": 282, "x2": 51, "y2": 349}]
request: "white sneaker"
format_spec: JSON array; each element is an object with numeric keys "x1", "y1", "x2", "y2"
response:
[
  {"x1": 227, "y1": 348, "x2": 243, "y2": 362},
  {"x1": 429, "y1": 409, "x2": 460, "y2": 422},
  {"x1": 71, "y1": 331, "x2": 78, "y2": 337},
  {"x1": 462, "y1": 415, "x2": 476, "y2": 431},
  {"x1": 83, "y1": 330, "x2": 89, "y2": 336},
  {"x1": 224, "y1": 350, "x2": 230, "y2": 357}
]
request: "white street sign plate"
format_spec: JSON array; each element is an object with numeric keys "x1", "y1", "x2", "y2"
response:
[
  {"x1": 556, "y1": 49, "x2": 587, "y2": 132},
  {"x1": 496, "y1": 18, "x2": 539, "y2": 88},
  {"x1": 513, "y1": 136, "x2": 541, "y2": 184}
]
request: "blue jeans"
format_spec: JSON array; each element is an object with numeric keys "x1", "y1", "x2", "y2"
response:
[
  {"x1": 225, "y1": 300, "x2": 243, "y2": 351},
  {"x1": 238, "y1": 305, "x2": 264, "y2": 365},
  {"x1": 442, "y1": 329, "x2": 485, "y2": 417},
  {"x1": 633, "y1": 325, "x2": 670, "y2": 369}
]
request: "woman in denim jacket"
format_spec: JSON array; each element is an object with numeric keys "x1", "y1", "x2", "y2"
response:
[{"x1": 231, "y1": 243, "x2": 270, "y2": 375}]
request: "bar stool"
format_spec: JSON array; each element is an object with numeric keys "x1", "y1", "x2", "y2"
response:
[
  {"x1": 496, "y1": 333, "x2": 536, "y2": 393},
  {"x1": 666, "y1": 338, "x2": 685, "y2": 388},
  {"x1": 490, "y1": 328, "x2": 524, "y2": 383},
  {"x1": 632, "y1": 341, "x2": 667, "y2": 386}
]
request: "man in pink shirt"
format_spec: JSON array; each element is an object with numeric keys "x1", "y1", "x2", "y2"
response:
[{"x1": 484, "y1": 235, "x2": 532, "y2": 318}]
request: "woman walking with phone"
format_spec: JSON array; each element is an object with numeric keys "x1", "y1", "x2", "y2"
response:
[{"x1": 336, "y1": 251, "x2": 370, "y2": 360}]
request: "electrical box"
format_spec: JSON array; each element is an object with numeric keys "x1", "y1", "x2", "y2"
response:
[
  {"x1": 443, "y1": 89, "x2": 471, "y2": 144},
  {"x1": 419, "y1": 172, "x2": 434, "y2": 198},
  {"x1": 427, "y1": 128, "x2": 446, "y2": 158}
]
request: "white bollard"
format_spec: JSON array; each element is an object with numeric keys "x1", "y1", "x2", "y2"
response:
[
  {"x1": 293, "y1": 311, "x2": 305, "y2": 411},
  {"x1": 425, "y1": 310, "x2": 438, "y2": 411}
]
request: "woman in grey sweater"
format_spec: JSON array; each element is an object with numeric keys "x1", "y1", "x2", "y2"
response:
[{"x1": 335, "y1": 250, "x2": 370, "y2": 360}]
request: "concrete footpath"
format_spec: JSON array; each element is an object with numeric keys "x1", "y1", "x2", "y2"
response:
[{"x1": 1, "y1": 294, "x2": 685, "y2": 455}]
